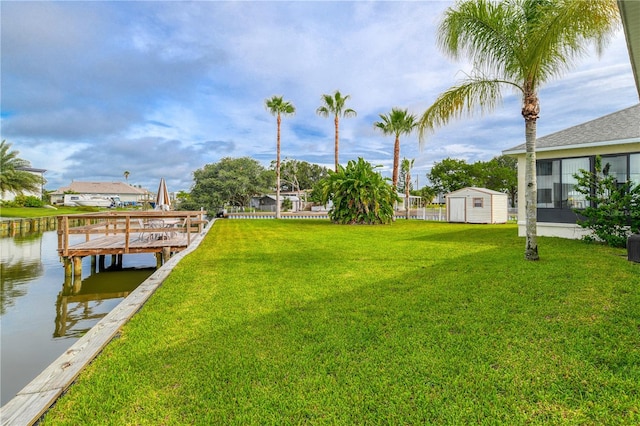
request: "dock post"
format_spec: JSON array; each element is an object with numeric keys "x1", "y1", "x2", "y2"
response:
[
  {"x1": 98, "y1": 255, "x2": 106, "y2": 271},
  {"x1": 162, "y1": 247, "x2": 171, "y2": 263},
  {"x1": 91, "y1": 256, "x2": 97, "y2": 274},
  {"x1": 64, "y1": 258, "x2": 72, "y2": 278},
  {"x1": 117, "y1": 254, "x2": 123, "y2": 269},
  {"x1": 155, "y1": 252, "x2": 163, "y2": 268},
  {"x1": 111, "y1": 255, "x2": 117, "y2": 268},
  {"x1": 73, "y1": 257, "x2": 82, "y2": 279}
]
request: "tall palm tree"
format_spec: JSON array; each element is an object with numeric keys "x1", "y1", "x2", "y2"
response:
[
  {"x1": 417, "y1": 0, "x2": 619, "y2": 261},
  {"x1": 316, "y1": 90, "x2": 357, "y2": 172},
  {"x1": 123, "y1": 171, "x2": 130, "y2": 182},
  {"x1": 401, "y1": 158, "x2": 415, "y2": 220},
  {"x1": 0, "y1": 140, "x2": 43, "y2": 197},
  {"x1": 265, "y1": 96, "x2": 296, "y2": 219},
  {"x1": 374, "y1": 108, "x2": 417, "y2": 189}
]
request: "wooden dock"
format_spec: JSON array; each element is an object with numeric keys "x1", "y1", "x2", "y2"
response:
[{"x1": 57, "y1": 211, "x2": 208, "y2": 277}]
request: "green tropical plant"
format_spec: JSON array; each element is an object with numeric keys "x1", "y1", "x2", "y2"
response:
[
  {"x1": 0, "y1": 140, "x2": 43, "y2": 198},
  {"x1": 417, "y1": 0, "x2": 619, "y2": 260},
  {"x1": 572, "y1": 156, "x2": 640, "y2": 248},
  {"x1": 265, "y1": 96, "x2": 296, "y2": 219},
  {"x1": 374, "y1": 108, "x2": 417, "y2": 189},
  {"x1": 320, "y1": 157, "x2": 399, "y2": 225},
  {"x1": 316, "y1": 90, "x2": 357, "y2": 172}
]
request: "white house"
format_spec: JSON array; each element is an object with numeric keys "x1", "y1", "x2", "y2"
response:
[
  {"x1": 503, "y1": 104, "x2": 640, "y2": 239},
  {"x1": 0, "y1": 167, "x2": 46, "y2": 202},
  {"x1": 51, "y1": 182, "x2": 150, "y2": 206},
  {"x1": 446, "y1": 187, "x2": 509, "y2": 224}
]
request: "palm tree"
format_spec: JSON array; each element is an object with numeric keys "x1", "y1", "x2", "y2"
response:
[
  {"x1": 417, "y1": 0, "x2": 619, "y2": 261},
  {"x1": 0, "y1": 140, "x2": 43, "y2": 198},
  {"x1": 374, "y1": 108, "x2": 417, "y2": 189},
  {"x1": 316, "y1": 90, "x2": 357, "y2": 172},
  {"x1": 401, "y1": 158, "x2": 415, "y2": 220},
  {"x1": 123, "y1": 171, "x2": 130, "y2": 182},
  {"x1": 265, "y1": 96, "x2": 296, "y2": 219}
]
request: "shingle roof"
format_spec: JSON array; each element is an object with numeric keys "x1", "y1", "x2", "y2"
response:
[
  {"x1": 503, "y1": 103, "x2": 640, "y2": 154},
  {"x1": 53, "y1": 181, "x2": 149, "y2": 195}
]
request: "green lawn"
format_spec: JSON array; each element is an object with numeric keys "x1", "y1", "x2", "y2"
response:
[
  {"x1": 42, "y1": 220, "x2": 640, "y2": 425},
  {"x1": 0, "y1": 206, "x2": 103, "y2": 218}
]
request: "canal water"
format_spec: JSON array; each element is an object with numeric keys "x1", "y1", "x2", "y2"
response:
[{"x1": 1, "y1": 227, "x2": 156, "y2": 406}]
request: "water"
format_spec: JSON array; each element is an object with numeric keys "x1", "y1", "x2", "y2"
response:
[{"x1": 1, "y1": 229, "x2": 155, "y2": 406}]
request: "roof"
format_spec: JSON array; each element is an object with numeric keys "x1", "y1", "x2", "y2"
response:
[
  {"x1": 503, "y1": 103, "x2": 640, "y2": 155},
  {"x1": 446, "y1": 187, "x2": 507, "y2": 197},
  {"x1": 53, "y1": 181, "x2": 149, "y2": 195},
  {"x1": 17, "y1": 166, "x2": 47, "y2": 174},
  {"x1": 619, "y1": 0, "x2": 640, "y2": 99}
]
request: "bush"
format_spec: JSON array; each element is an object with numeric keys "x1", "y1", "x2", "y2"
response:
[
  {"x1": 573, "y1": 156, "x2": 640, "y2": 248},
  {"x1": 4, "y1": 195, "x2": 44, "y2": 208},
  {"x1": 320, "y1": 157, "x2": 399, "y2": 225}
]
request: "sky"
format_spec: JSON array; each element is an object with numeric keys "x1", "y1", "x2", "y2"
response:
[{"x1": 1, "y1": 0, "x2": 638, "y2": 194}]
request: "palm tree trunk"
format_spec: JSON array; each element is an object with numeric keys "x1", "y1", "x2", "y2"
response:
[
  {"x1": 523, "y1": 89, "x2": 539, "y2": 260},
  {"x1": 334, "y1": 115, "x2": 340, "y2": 172},
  {"x1": 276, "y1": 114, "x2": 282, "y2": 219},
  {"x1": 393, "y1": 135, "x2": 400, "y2": 189}
]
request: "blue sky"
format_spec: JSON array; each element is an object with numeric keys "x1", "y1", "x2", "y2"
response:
[{"x1": 1, "y1": 1, "x2": 637, "y2": 194}]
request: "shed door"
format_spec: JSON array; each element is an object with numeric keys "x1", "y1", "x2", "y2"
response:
[{"x1": 449, "y1": 197, "x2": 466, "y2": 222}]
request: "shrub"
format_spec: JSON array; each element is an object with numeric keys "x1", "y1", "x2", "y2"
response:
[
  {"x1": 320, "y1": 157, "x2": 399, "y2": 225},
  {"x1": 573, "y1": 156, "x2": 640, "y2": 248}
]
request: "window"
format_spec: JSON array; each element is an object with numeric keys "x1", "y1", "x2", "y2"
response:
[
  {"x1": 561, "y1": 157, "x2": 590, "y2": 208},
  {"x1": 602, "y1": 155, "x2": 627, "y2": 187},
  {"x1": 537, "y1": 160, "x2": 560, "y2": 208},
  {"x1": 629, "y1": 153, "x2": 639, "y2": 185},
  {"x1": 473, "y1": 198, "x2": 483, "y2": 208}
]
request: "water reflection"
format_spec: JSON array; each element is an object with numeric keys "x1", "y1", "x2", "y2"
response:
[
  {"x1": 1, "y1": 228, "x2": 156, "y2": 405},
  {"x1": 55, "y1": 267, "x2": 154, "y2": 338},
  {"x1": 0, "y1": 233, "x2": 45, "y2": 314}
]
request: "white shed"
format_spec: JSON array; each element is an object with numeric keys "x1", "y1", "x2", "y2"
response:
[{"x1": 445, "y1": 187, "x2": 508, "y2": 224}]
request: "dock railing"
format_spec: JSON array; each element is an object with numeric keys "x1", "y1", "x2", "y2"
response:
[{"x1": 57, "y1": 211, "x2": 208, "y2": 257}]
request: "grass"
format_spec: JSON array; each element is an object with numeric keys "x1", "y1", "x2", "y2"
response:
[
  {"x1": 0, "y1": 206, "x2": 104, "y2": 217},
  {"x1": 41, "y1": 220, "x2": 640, "y2": 425}
]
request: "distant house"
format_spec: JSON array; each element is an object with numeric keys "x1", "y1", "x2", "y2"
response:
[
  {"x1": 503, "y1": 104, "x2": 640, "y2": 239},
  {"x1": 0, "y1": 167, "x2": 46, "y2": 202},
  {"x1": 446, "y1": 187, "x2": 508, "y2": 224},
  {"x1": 250, "y1": 194, "x2": 301, "y2": 212},
  {"x1": 51, "y1": 181, "x2": 150, "y2": 206}
]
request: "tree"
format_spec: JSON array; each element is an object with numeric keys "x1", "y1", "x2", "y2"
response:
[
  {"x1": 320, "y1": 157, "x2": 399, "y2": 225},
  {"x1": 481, "y1": 155, "x2": 517, "y2": 207},
  {"x1": 374, "y1": 108, "x2": 417, "y2": 189},
  {"x1": 265, "y1": 95, "x2": 296, "y2": 219},
  {"x1": 427, "y1": 157, "x2": 479, "y2": 194},
  {"x1": 572, "y1": 156, "x2": 640, "y2": 248},
  {"x1": 316, "y1": 90, "x2": 357, "y2": 172},
  {"x1": 0, "y1": 140, "x2": 43, "y2": 198},
  {"x1": 188, "y1": 157, "x2": 273, "y2": 212},
  {"x1": 417, "y1": 0, "x2": 619, "y2": 260},
  {"x1": 123, "y1": 171, "x2": 130, "y2": 182},
  {"x1": 270, "y1": 158, "x2": 329, "y2": 192},
  {"x1": 401, "y1": 158, "x2": 415, "y2": 219}
]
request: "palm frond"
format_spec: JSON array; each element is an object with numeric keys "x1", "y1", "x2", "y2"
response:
[{"x1": 418, "y1": 78, "x2": 515, "y2": 146}]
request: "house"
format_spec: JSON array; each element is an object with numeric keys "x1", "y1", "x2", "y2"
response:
[
  {"x1": 51, "y1": 181, "x2": 150, "y2": 206},
  {"x1": 0, "y1": 167, "x2": 47, "y2": 202},
  {"x1": 445, "y1": 187, "x2": 509, "y2": 224},
  {"x1": 250, "y1": 194, "x2": 301, "y2": 212},
  {"x1": 503, "y1": 104, "x2": 640, "y2": 239}
]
